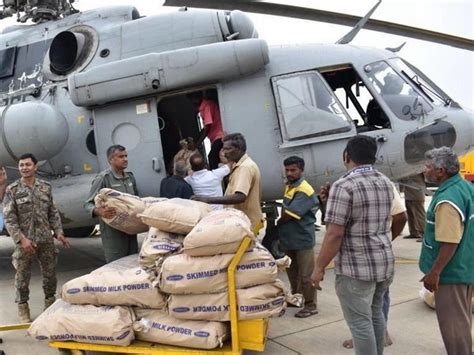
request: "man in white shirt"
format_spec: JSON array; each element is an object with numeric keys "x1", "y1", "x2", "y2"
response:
[{"x1": 186, "y1": 153, "x2": 230, "y2": 210}]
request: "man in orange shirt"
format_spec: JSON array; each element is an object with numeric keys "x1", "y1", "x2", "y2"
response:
[{"x1": 189, "y1": 92, "x2": 225, "y2": 170}]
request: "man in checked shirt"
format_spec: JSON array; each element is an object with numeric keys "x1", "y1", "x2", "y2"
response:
[{"x1": 311, "y1": 136, "x2": 407, "y2": 355}]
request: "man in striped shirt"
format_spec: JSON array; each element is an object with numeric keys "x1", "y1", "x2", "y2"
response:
[{"x1": 311, "y1": 136, "x2": 406, "y2": 355}]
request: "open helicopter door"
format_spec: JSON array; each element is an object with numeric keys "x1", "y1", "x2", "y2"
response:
[{"x1": 93, "y1": 98, "x2": 165, "y2": 197}]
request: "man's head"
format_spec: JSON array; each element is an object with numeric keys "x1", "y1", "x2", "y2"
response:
[
  {"x1": 284, "y1": 156, "x2": 305, "y2": 183},
  {"x1": 222, "y1": 133, "x2": 246, "y2": 163},
  {"x1": 423, "y1": 146, "x2": 459, "y2": 185},
  {"x1": 173, "y1": 159, "x2": 188, "y2": 178},
  {"x1": 187, "y1": 91, "x2": 203, "y2": 108},
  {"x1": 190, "y1": 153, "x2": 206, "y2": 171},
  {"x1": 18, "y1": 153, "x2": 38, "y2": 179},
  {"x1": 343, "y1": 136, "x2": 377, "y2": 168},
  {"x1": 107, "y1": 145, "x2": 128, "y2": 171}
]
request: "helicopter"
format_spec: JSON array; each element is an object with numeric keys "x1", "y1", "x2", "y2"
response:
[{"x1": 0, "y1": 0, "x2": 473, "y2": 236}]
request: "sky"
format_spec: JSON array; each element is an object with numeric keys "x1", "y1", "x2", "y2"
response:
[{"x1": 1, "y1": 0, "x2": 473, "y2": 108}]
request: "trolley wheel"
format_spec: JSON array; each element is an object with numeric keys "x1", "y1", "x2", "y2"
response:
[{"x1": 0, "y1": 350, "x2": 6, "y2": 355}]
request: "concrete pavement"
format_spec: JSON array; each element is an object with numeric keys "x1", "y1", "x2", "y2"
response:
[{"x1": 0, "y1": 211, "x2": 469, "y2": 354}]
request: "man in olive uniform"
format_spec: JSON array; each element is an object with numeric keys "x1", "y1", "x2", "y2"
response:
[
  {"x1": 84, "y1": 145, "x2": 139, "y2": 263},
  {"x1": 3, "y1": 153, "x2": 70, "y2": 323}
]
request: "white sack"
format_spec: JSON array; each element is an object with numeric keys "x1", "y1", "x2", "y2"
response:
[
  {"x1": 183, "y1": 208, "x2": 255, "y2": 256},
  {"x1": 62, "y1": 267, "x2": 165, "y2": 308},
  {"x1": 159, "y1": 247, "x2": 277, "y2": 294},
  {"x1": 28, "y1": 299, "x2": 134, "y2": 346},
  {"x1": 133, "y1": 309, "x2": 228, "y2": 350},
  {"x1": 139, "y1": 228, "x2": 184, "y2": 270}
]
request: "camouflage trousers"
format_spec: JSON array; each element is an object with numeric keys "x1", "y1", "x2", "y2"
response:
[{"x1": 12, "y1": 242, "x2": 58, "y2": 303}]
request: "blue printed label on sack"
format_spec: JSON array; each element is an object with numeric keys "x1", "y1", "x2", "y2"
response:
[
  {"x1": 269, "y1": 261, "x2": 276, "y2": 267},
  {"x1": 166, "y1": 274, "x2": 184, "y2": 281},
  {"x1": 173, "y1": 307, "x2": 190, "y2": 313},
  {"x1": 272, "y1": 297, "x2": 285, "y2": 306},
  {"x1": 194, "y1": 331, "x2": 210, "y2": 338},
  {"x1": 116, "y1": 330, "x2": 131, "y2": 340},
  {"x1": 67, "y1": 288, "x2": 81, "y2": 294},
  {"x1": 109, "y1": 191, "x2": 121, "y2": 197},
  {"x1": 36, "y1": 335, "x2": 48, "y2": 340}
]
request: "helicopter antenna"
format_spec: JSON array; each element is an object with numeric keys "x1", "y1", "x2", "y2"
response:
[
  {"x1": 0, "y1": 0, "x2": 78, "y2": 23},
  {"x1": 386, "y1": 42, "x2": 406, "y2": 53},
  {"x1": 336, "y1": 0, "x2": 381, "y2": 44}
]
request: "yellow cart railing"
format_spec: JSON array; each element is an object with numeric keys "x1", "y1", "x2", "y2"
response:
[{"x1": 48, "y1": 236, "x2": 268, "y2": 354}]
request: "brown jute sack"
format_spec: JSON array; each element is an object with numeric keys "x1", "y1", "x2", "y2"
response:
[
  {"x1": 94, "y1": 188, "x2": 148, "y2": 234},
  {"x1": 183, "y1": 208, "x2": 255, "y2": 256},
  {"x1": 28, "y1": 299, "x2": 134, "y2": 346},
  {"x1": 168, "y1": 280, "x2": 286, "y2": 321},
  {"x1": 139, "y1": 228, "x2": 184, "y2": 270},
  {"x1": 133, "y1": 309, "x2": 228, "y2": 350},
  {"x1": 62, "y1": 267, "x2": 165, "y2": 308},
  {"x1": 139, "y1": 198, "x2": 212, "y2": 234},
  {"x1": 92, "y1": 254, "x2": 139, "y2": 274},
  {"x1": 159, "y1": 247, "x2": 277, "y2": 294}
]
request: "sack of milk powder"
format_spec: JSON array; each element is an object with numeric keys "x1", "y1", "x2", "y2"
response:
[
  {"x1": 28, "y1": 299, "x2": 134, "y2": 346},
  {"x1": 159, "y1": 247, "x2": 277, "y2": 294},
  {"x1": 183, "y1": 208, "x2": 255, "y2": 256},
  {"x1": 168, "y1": 280, "x2": 286, "y2": 321},
  {"x1": 139, "y1": 198, "x2": 212, "y2": 234},
  {"x1": 133, "y1": 308, "x2": 228, "y2": 349},
  {"x1": 94, "y1": 188, "x2": 148, "y2": 234},
  {"x1": 62, "y1": 267, "x2": 165, "y2": 308},
  {"x1": 142, "y1": 196, "x2": 168, "y2": 206},
  {"x1": 139, "y1": 228, "x2": 184, "y2": 270}
]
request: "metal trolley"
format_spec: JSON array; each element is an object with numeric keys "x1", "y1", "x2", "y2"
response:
[{"x1": 48, "y1": 236, "x2": 268, "y2": 354}]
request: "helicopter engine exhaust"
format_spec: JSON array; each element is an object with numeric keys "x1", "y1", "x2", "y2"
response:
[
  {"x1": 0, "y1": 102, "x2": 69, "y2": 165},
  {"x1": 49, "y1": 31, "x2": 86, "y2": 75}
]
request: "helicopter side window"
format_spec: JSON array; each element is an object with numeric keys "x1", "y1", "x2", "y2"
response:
[
  {"x1": 272, "y1": 71, "x2": 351, "y2": 141},
  {"x1": 0, "y1": 47, "x2": 16, "y2": 79},
  {"x1": 364, "y1": 60, "x2": 433, "y2": 120}
]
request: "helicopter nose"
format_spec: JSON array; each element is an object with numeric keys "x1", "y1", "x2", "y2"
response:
[{"x1": 450, "y1": 108, "x2": 474, "y2": 156}]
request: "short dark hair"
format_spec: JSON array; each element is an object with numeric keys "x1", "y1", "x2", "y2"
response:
[
  {"x1": 190, "y1": 152, "x2": 206, "y2": 171},
  {"x1": 345, "y1": 136, "x2": 377, "y2": 165},
  {"x1": 107, "y1": 145, "x2": 126, "y2": 159},
  {"x1": 283, "y1": 156, "x2": 305, "y2": 170},
  {"x1": 19, "y1": 153, "x2": 38, "y2": 165},
  {"x1": 222, "y1": 133, "x2": 246, "y2": 152}
]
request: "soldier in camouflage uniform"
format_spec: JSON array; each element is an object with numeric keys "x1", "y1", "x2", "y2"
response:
[
  {"x1": 3, "y1": 153, "x2": 70, "y2": 323},
  {"x1": 84, "y1": 145, "x2": 139, "y2": 263}
]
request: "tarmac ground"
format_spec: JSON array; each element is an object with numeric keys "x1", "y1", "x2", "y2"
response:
[{"x1": 0, "y1": 197, "x2": 472, "y2": 354}]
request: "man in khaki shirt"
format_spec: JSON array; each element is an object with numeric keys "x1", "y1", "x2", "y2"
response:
[{"x1": 192, "y1": 133, "x2": 263, "y2": 233}]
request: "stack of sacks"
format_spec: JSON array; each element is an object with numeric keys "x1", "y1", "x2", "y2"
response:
[
  {"x1": 94, "y1": 188, "x2": 167, "y2": 234},
  {"x1": 139, "y1": 228, "x2": 184, "y2": 270},
  {"x1": 160, "y1": 208, "x2": 286, "y2": 321},
  {"x1": 28, "y1": 299, "x2": 135, "y2": 346},
  {"x1": 138, "y1": 198, "x2": 212, "y2": 234}
]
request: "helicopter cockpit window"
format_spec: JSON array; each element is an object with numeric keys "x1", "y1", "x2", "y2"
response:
[
  {"x1": 273, "y1": 72, "x2": 351, "y2": 141},
  {"x1": 365, "y1": 61, "x2": 433, "y2": 120},
  {"x1": 0, "y1": 47, "x2": 16, "y2": 79}
]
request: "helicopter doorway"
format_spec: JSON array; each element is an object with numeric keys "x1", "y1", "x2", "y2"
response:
[{"x1": 157, "y1": 89, "x2": 220, "y2": 175}]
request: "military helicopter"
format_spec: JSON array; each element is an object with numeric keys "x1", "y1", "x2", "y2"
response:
[{"x1": 0, "y1": 0, "x2": 473, "y2": 236}]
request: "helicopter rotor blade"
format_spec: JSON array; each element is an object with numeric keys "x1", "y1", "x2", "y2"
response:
[{"x1": 163, "y1": 0, "x2": 474, "y2": 51}]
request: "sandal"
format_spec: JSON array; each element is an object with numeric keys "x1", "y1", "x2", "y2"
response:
[{"x1": 294, "y1": 308, "x2": 319, "y2": 318}]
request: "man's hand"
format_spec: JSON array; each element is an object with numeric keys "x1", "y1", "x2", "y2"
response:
[
  {"x1": 421, "y1": 271, "x2": 440, "y2": 292},
  {"x1": 319, "y1": 183, "x2": 331, "y2": 204},
  {"x1": 310, "y1": 265, "x2": 325, "y2": 291},
  {"x1": 95, "y1": 206, "x2": 117, "y2": 219},
  {"x1": 191, "y1": 195, "x2": 210, "y2": 203},
  {"x1": 19, "y1": 237, "x2": 36, "y2": 255},
  {"x1": 57, "y1": 234, "x2": 71, "y2": 249}
]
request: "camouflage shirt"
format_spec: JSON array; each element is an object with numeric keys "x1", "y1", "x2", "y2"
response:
[{"x1": 3, "y1": 178, "x2": 64, "y2": 244}]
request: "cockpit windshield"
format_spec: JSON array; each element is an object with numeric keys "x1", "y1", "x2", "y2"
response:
[{"x1": 364, "y1": 60, "x2": 433, "y2": 121}]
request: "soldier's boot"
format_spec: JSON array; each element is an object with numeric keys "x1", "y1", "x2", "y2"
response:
[
  {"x1": 18, "y1": 302, "x2": 31, "y2": 323},
  {"x1": 44, "y1": 296, "x2": 56, "y2": 310}
]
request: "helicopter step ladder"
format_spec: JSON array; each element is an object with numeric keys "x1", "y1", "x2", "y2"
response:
[{"x1": 48, "y1": 236, "x2": 268, "y2": 355}]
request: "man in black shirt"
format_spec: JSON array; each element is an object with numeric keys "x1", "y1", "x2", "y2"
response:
[{"x1": 160, "y1": 160, "x2": 193, "y2": 199}]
